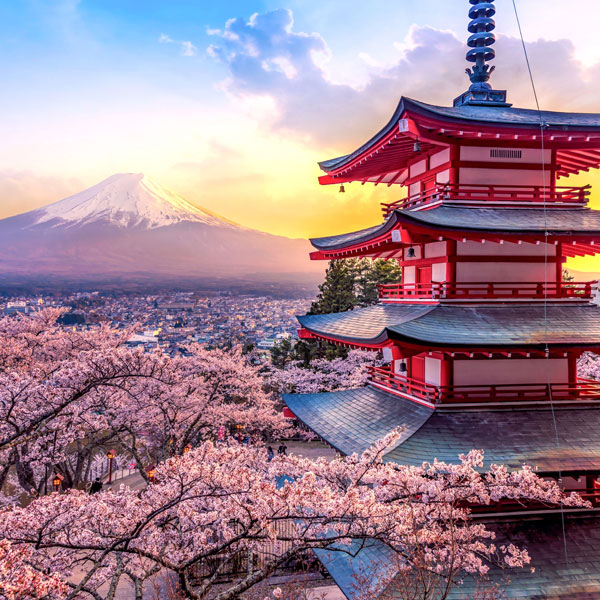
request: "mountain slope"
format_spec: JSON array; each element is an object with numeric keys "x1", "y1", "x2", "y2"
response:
[
  {"x1": 33, "y1": 173, "x2": 240, "y2": 229},
  {"x1": 0, "y1": 173, "x2": 322, "y2": 289}
]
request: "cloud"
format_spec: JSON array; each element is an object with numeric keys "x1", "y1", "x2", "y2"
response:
[
  {"x1": 159, "y1": 33, "x2": 197, "y2": 57},
  {"x1": 180, "y1": 41, "x2": 197, "y2": 57},
  {"x1": 207, "y1": 10, "x2": 600, "y2": 150}
]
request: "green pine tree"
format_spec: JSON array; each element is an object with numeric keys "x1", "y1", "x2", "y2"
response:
[
  {"x1": 354, "y1": 258, "x2": 403, "y2": 307},
  {"x1": 270, "y1": 338, "x2": 295, "y2": 368},
  {"x1": 309, "y1": 260, "x2": 357, "y2": 315},
  {"x1": 295, "y1": 258, "x2": 403, "y2": 362}
]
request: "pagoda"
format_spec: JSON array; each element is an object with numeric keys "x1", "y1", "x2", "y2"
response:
[{"x1": 284, "y1": 2, "x2": 600, "y2": 597}]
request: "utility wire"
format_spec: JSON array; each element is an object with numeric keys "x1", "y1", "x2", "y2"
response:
[{"x1": 511, "y1": 0, "x2": 569, "y2": 566}]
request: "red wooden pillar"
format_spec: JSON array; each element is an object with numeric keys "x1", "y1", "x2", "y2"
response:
[
  {"x1": 567, "y1": 352, "x2": 578, "y2": 386},
  {"x1": 556, "y1": 242, "x2": 563, "y2": 284},
  {"x1": 440, "y1": 355, "x2": 452, "y2": 402},
  {"x1": 550, "y1": 149, "x2": 557, "y2": 192},
  {"x1": 446, "y1": 240, "x2": 457, "y2": 284},
  {"x1": 449, "y1": 145, "x2": 460, "y2": 185}
]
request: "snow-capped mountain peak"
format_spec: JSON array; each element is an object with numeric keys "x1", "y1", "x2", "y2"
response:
[{"x1": 34, "y1": 173, "x2": 239, "y2": 229}]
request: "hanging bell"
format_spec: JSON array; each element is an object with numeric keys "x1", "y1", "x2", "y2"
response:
[
  {"x1": 339, "y1": 184, "x2": 345, "y2": 193},
  {"x1": 407, "y1": 247, "x2": 416, "y2": 258},
  {"x1": 413, "y1": 139, "x2": 422, "y2": 153}
]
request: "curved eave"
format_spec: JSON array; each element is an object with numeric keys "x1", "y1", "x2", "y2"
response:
[
  {"x1": 386, "y1": 329, "x2": 600, "y2": 353},
  {"x1": 309, "y1": 207, "x2": 600, "y2": 260},
  {"x1": 318, "y1": 97, "x2": 600, "y2": 184},
  {"x1": 407, "y1": 97, "x2": 600, "y2": 131},
  {"x1": 317, "y1": 97, "x2": 414, "y2": 172},
  {"x1": 283, "y1": 386, "x2": 433, "y2": 458},
  {"x1": 396, "y1": 206, "x2": 600, "y2": 237},
  {"x1": 297, "y1": 304, "x2": 436, "y2": 348},
  {"x1": 296, "y1": 304, "x2": 600, "y2": 350},
  {"x1": 309, "y1": 212, "x2": 411, "y2": 258},
  {"x1": 296, "y1": 318, "x2": 390, "y2": 347},
  {"x1": 283, "y1": 386, "x2": 600, "y2": 473},
  {"x1": 396, "y1": 208, "x2": 600, "y2": 258}
]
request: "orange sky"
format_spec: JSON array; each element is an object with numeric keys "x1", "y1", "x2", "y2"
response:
[{"x1": 2, "y1": 2, "x2": 600, "y2": 273}]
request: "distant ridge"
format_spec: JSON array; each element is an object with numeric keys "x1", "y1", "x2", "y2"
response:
[{"x1": 0, "y1": 173, "x2": 322, "y2": 291}]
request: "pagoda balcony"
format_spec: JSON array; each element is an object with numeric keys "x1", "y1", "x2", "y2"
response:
[
  {"x1": 381, "y1": 183, "x2": 591, "y2": 217},
  {"x1": 367, "y1": 366, "x2": 600, "y2": 406},
  {"x1": 378, "y1": 281, "x2": 596, "y2": 302}
]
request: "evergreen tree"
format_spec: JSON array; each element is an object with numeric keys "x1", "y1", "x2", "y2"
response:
[
  {"x1": 309, "y1": 260, "x2": 356, "y2": 314},
  {"x1": 354, "y1": 258, "x2": 403, "y2": 307},
  {"x1": 270, "y1": 338, "x2": 295, "y2": 368},
  {"x1": 296, "y1": 258, "x2": 402, "y2": 362}
]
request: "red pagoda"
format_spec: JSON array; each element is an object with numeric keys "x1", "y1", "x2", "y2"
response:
[{"x1": 284, "y1": 2, "x2": 600, "y2": 597}]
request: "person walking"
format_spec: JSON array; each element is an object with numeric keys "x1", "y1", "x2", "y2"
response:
[
  {"x1": 267, "y1": 446, "x2": 274, "y2": 461},
  {"x1": 90, "y1": 478, "x2": 103, "y2": 494},
  {"x1": 277, "y1": 443, "x2": 287, "y2": 456}
]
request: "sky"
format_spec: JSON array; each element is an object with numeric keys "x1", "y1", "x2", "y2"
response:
[{"x1": 2, "y1": 1, "x2": 600, "y2": 271}]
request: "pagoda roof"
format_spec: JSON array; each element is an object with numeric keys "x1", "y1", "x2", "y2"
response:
[
  {"x1": 318, "y1": 97, "x2": 600, "y2": 184},
  {"x1": 310, "y1": 206, "x2": 600, "y2": 256},
  {"x1": 410, "y1": 98, "x2": 600, "y2": 130},
  {"x1": 284, "y1": 386, "x2": 600, "y2": 473},
  {"x1": 297, "y1": 303, "x2": 600, "y2": 350},
  {"x1": 314, "y1": 515, "x2": 600, "y2": 599},
  {"x1": 283, "y1": 386, "x2": 433, "y2": 457}
]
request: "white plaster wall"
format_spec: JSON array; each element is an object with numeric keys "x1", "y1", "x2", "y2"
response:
[
  {"x1": 432, "y1": 263, "x2": 447, "y2": 282},
  {"x1": 457, "y1": 241, "x2": 556, "y2": 257},
  {"x1": 425, "y1": 357, "x2": 441, "y2": 386},
  {"x1": 403, "y1": 266, "x2": 416, "y2": 284},
  {"x1": 455, "y1": 261, "x2": 554, "y2": 283},
  {"x1": 409, "y1": 182, "x2": 420, "y2": 196},
  {"x1": 459, "y1": 147, "x2": 551, "y2": 163},
  {"x1": 459, "y1": 168, "x2": 551, "y2": 186},
  {"x1": 453, "y1": 358, "x2": 568, "y2": 385},
  {"x1": 410, "y1": 159, "x2": 427, "y2": 178},
  {"x1": 436, "y1": 169, "x2": 450, "y2": 184},
  {"x1": 430, "y1": 149, "x2": 450, "y2": 168},
  {"x1": 425, "y1": 241, "x2": 447, "y2": 258}
]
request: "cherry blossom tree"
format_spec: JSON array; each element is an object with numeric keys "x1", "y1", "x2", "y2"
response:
[
  {"x1": 0, "y1": 433, "x2": 587, "y2": 600},
  {"x1": 269, "y1": 349, "x2": 380, "y2": 394},
  {"x1": 102, "y1": 344, "x2": 293, "y2": 482},
  {"x1": 0, "y1": 540, "x2": 68, "y2": 600},
  {"x1": 577, "y1": 351, "x2": 600, "y2": 380},
  {"x1": 0, "y1": 311, "x2": 289, "y2": 494}
]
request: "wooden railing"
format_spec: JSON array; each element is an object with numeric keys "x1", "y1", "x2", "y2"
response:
[
  {"x1": 381, "y1": 183, "x2": 591, "y2": 216},
  {"x1": 378, "y1": 281, "x2": 596, "y2": 301},
  {"x1": 368, "y1": 366, "x2": 600, "y2": 405}
]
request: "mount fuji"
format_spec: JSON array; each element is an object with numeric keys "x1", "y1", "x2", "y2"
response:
[{"x1": 0, "y1": 173, "x2": 322, "y2": 291}]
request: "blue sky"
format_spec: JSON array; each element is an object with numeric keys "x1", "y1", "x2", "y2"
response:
[{"x1": 1, "y1": 1, "x2": 600, "y2": 256}]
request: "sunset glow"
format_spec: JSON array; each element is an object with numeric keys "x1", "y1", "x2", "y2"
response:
[{"x1": 2, "y1": 1, "x2": 600, "y2": 270}]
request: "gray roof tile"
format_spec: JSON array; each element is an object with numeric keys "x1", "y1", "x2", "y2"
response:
[
  {"x1": 316, "y1": 516, "x2": 600, "y2": 599},
  {"x1": 310, "y1": 206, "x2": 600, "y2": 251},
  {"x1": 320, "y1": 96, "x2": 600, "y2": 173},
  {"x1": 283, "y1": 386, "x2": 433, "y2": 457},
  {"x1": 298, "y1": 304, "x2": 600, "y2": 348},
  {"x1": 284, "y1": 387, "x2": 600, "y2": 473}
]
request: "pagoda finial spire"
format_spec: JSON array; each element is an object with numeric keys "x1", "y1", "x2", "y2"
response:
[
  {"x1": 466, "y1": 1, "x2": 496, "y2": 89},
  {"x1": 453, "y1": 0, "x2": 510, "y2": 108}
]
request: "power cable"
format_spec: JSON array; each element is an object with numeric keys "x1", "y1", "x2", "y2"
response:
[{"x1": 511, "y1": 0, "x2": 569, "y2": 566}]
